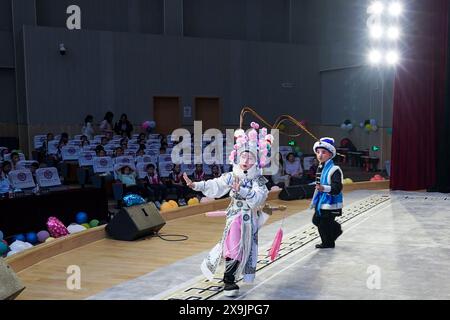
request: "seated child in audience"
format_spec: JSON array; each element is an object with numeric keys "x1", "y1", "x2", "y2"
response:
[
  {"x1": 143, "y1": 163, "x2": 167, "y2": 205},
  {"x1": 271, "y1": 152, "x2": 290, "y2": 188},
  {"x1": 30, "y1": 161, "x2": 40, "y2": 184},
  {"x1": 116, "y1": 164, "x2": 149, "y2": 199},
  {"x1": 138, "y1": 133, "x2": 146, "y2": 141},
  {"x1": 307, "y1": 158, "x2": 320, "y2": 182},
  {"x1": 80, "y1": 135, "x2": 90, "y2": 147},
  {"x1": 136, "y1": 147, "x2": 146, "y2": 157},
  {"x1": 1, "y1": 161, "x2": 12, "y2": 178},
  {"x1": 168, "y1": 164, "x2": 188, "y2": 206},
  {"x1": 10, "y1": 152, "x2": 20, "y2": 170},
  {"x1": 0, "y1": 162, "x2": 11, "y2": 196},
  {"x1": 285, "y1": 152, "x2": 305, "y2": 185},
  {"x1": 0, "y1": 148, "x2": 9, "y2": 161},
  {"x1": 210, "y1": 164, "x2": 221, "y2": 179},
  {"x1": 192, "y1": 164, "x2": 206, "y2": 182},
  {"x1": 100, "y1": 136, "x2": 109, "y2": 146},
  {"x1": 120, "y1": 138, "x2": 128, "y2": 150},
  {"x1": 159, "y1": 145, "x2": 167, "y2": 155},
  {"x1": 95, "y1": 145, "x2": 106, "y2": 157},
  {"x1": 114, "y1": 147, "x2": 124, "y2": 157}
]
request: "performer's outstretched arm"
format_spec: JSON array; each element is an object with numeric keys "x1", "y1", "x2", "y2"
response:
[{"x1": 184, "y1": 172, "x2": 232, "y2": 199}]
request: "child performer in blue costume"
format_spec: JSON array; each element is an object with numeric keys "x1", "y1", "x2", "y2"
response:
[{"x1": 311, "y1": 137, "x2": 344, "y2": 249}]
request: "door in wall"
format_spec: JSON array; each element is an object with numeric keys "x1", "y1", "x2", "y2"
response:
[
  {"x1": 195, "y1": 97, "x2": 221, "y2": 131},
  {"x1": 153, "y1": 97, "x2": 181, "y2": 135}
]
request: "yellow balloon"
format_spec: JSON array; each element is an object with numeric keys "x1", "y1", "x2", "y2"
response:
[
  {"x1": 188, "y1": 198, "x2": 199, "y2": 206},
  {"x1": 160, "y1": 202, "x2": 173, "y2": 212},
  {"x1": 168, "y1": 200, "x2": 179, "y2": 208},
  {"x1": 45, "y1": 237, "x2": 55, "y2": 243}
]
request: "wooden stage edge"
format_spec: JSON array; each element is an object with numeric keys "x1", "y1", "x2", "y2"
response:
[{"x1": 5, "y1": 180, "x2": 390, "y2": 273}]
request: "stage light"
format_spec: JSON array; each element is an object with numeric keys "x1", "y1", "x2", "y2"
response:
[
  {"x1": 370, "y1": 25, "x2": 384, "y2": 39},
  {"x1": 368, "y1": 50, "x2": 383, "y2": 65},
  {"x1": 368, "y1": 1, "x2": 384, "y2": 15},
  {"x1": 386, "y1": 50, "x2": 400, "y2": 65},
  {"x1": 387, "y1": 26, "x2": 401, "y2": 40},
  {"x1": 389, "y1": 2, "x2": 403, "y2": 16}
]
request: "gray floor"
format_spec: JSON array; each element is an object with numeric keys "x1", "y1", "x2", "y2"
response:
[{"x1": 89, "y1": 190, "x2": 450, "y2": 300}]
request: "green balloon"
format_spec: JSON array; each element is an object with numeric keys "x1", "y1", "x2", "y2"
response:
[
  {"x1": 89, "y1": 219, "x2": 100, "y2": 228},
  {"x1": 81, "y1": 223, "x2": 90, "y2": 229}
]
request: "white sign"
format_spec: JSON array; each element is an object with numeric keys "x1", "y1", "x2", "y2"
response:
[
  {"x1": 61, "y1": 146, "x2": 81, "y2": 161},
  {"x1": 36, "y1": 167, "x2": 61, "y2": 187},
  {"x1": 16, "y1": 160, "x2": 38, "y2": 170},
  {"x1": 47, "y1": 140, "x2": 59, "y2": 155},
  {"x1": 93, "y1": 157, "x2": 114, "y2": 173},
  {"x1": 78, "y1": 151, "x2": 96, "y2": 167},
  {"x1": 34, "y1": 135, "x2": 47, "y2": 149},
  {"x1": 9, "y1": 169, "x2": 35, "y2": 189},
  {"x1": 114, "y1": 156, "x2": 135, "y2": 166}
]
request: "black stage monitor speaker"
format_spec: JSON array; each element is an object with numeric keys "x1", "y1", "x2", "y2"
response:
[
  {"x1": 278, "y1": 184, "x2": 315, "y2": 201},
  {"x1": 106, "y1": 202, "x2": 166, "y2": 241},
  {"x1": 0, "y1": 258, "x2": 25, "y2": 300}
]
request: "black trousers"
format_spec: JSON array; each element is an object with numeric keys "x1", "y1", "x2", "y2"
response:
[
  {"x1": 223, "y1": 258, "x2": 239, "y2": 284},
  {"x1": 312, "y1": 210, "x2": 342, "y2": 246}
]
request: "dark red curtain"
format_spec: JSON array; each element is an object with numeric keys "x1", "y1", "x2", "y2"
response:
[{"x1": 391, "y1": 0, "x2": 449, "y2": 191}]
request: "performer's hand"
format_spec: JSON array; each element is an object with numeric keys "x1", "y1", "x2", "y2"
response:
[
  {"x1": 315, "y1": 183, "x2": 325, "y2": 192},
  {"x1": 232, "y1": 176, "x2": 240, "y2": 192},
  {"x1": 183, "y1": 172, "x2": 195, "y2": 188}
]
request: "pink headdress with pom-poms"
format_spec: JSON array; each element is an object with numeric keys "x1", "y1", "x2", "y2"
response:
[{"x1": 229, "y1": 122, "x2": 274, "y2": 168}]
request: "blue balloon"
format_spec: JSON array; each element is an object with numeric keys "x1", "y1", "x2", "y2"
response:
[
  {"x1": 0, "y1": 242, "x2": 8, "y2": 255},
  {"x1": 149, "y1": 121, "x2": 156, "y2": 129},
  {"x1": 14, "y1": 234, "x2": 26, "y2": 242},
  {"x1": 76, "y1": 212, "x2": 88, "y2": 224},
  {"x1": 0, "y1": 230, "x2": 3, "y2": 241},
  {"x1": 26, "y1": 232, "x2": 38, "y2": 245},
  {"x1": 123, "y1": 194, "x2": 146, "y2": 207}
]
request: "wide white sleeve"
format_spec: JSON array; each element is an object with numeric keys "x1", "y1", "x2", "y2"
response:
[
  {"x1": 238, "y1": 177, "x2": 269, "y2": 210},
  {"x1": 192, "y1": 172, "x2": 233, "y2": 199}
]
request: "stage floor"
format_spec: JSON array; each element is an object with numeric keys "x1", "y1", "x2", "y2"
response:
[{"x1": 16, "y1": 190, "x2": 450, "y2": 300}]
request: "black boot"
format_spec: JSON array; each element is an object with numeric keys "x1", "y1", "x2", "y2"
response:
[{"x1": 223, "y1": 259, "x2": 240, "y2": 297}]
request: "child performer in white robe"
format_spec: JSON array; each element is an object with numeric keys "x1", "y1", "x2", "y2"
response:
[{"x1": 183, "y1": 122, "x2": 273, "y2": 297}]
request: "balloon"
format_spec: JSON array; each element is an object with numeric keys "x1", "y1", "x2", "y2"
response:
[
  {"x1": 365, "y1": 124, "x2": 372, "y2": 132},
  {"x1": 168, "y1": 200, "x2": 178, "y2": 208},
  {"x1": 0, "y1": 241, "x2": 9, "y2": 255},
  {"x1": 45, "y1": 237, "x2": 55, "y2": 243},
  {"x1": 387, "y1": 128, "x2": 393, "y2": 135},
  {"x1": 340, "y1": 123, "x2": 347, "y2": 130},
  {"x1": 75, "y1": 212, "x2": 88, "y2": 224},
  {"x1": 346, "y1": 123, "x2": 353, "y2": 131},
  {"x1": 123, "y1": 194, "x2": 146, "y2": 207},
  {"x1": 344, "y1": 119, "x2": 352, "y2": 125},
  {"x1": 26, "y1": 232, "x2": 38, "y2": 245},
  {"x1": 200, "y1": 197, "x2": 214, "y2": 203},
  {"x1": 141, "y1": 121, "x2": 151, "y2": 130},
  {"x1": 67, "y1": 224, "x2": 87, "y2": 234},
  {"x1": 160, "y1": 202, "x2": 173, "y2": 212},
  {"x1": 81, "y1": 223, "x2": 91, "y2": 229},
  {"x1": 47, "y1": 217, "x2": 69, "y2": 238},
  {"x1": 37, "y1": 230, "x2": 50, "y2": 243},
  {"x1": 343, "y1": 178, "x2": 354, "y2": 185},
  {"x1": 187, "y1": 198, "x2": 199, "y2": 206},
  {"x1": 370, "y1": 119, "x2": 377, "y2": 126},
  {"x1": 359, "y1": 122, "x2": 365, "y2": 128},
  {"x1": 10, "y1": 240, "x2": 33, "y2": 253},
  {"x1": 148, "y1": 121, "x2": 156, "y2": 129},
  {"x1": 371, "y1": 125, "x2": 378, "y2": 132},
  {"x1": 89, "y1": 219, "x2": 100, "y2": 228}
]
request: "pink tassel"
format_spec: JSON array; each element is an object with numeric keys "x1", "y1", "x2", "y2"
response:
[
  {"x1": 250, "y1": 122, "x2": 260, "y2": 130},
  {"x1": 269, "y1": 228, "x2": 283, "y2": 261}
]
